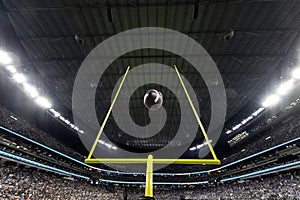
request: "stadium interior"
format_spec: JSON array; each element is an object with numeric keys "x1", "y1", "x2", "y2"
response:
[{"x1": 0, "y1": 0, "x2": 299, "y2": 199}]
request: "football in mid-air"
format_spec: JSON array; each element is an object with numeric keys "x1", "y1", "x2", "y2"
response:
[{"x1": 143, "y1": 89, "x2": 163, "y2": 111}]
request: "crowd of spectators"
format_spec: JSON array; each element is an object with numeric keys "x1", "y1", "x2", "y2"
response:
[
  {"x1": 0, "y1": 104, "x2": 83, "y2": 160},
  {"x1": 0, "y1": 161, "x2": 122, "y2": 200},
  {"x1": 192, "y1": 173, "x2": 299, "y2": 200},
  {"x1": 225, "y1": 98, "x2": 300, "y2": 160},
  {"x1": 222, "y1": 112, "x2": 300, "y2": 165},
  {"x1": 0, "y1": 96, "x2": 299, "y2": 174},
  {"x1": 0, "y1": 135, "x2": 90, "y2": 177},
  {"x1": 0, "y1": 90, "x2": 299, "y2": 199},
  {"x1": 0, "y1": 97, "x2": 298, "y2": 182},
  {"x1": 152, "y1": 111, "x2": 300, "y2": 174},
  {"x1": 1, "y1": 159, "x2": 299, "y2": 200},
  {"x1": 126, "y1": 172, "x2": 300, "y2": 199}
]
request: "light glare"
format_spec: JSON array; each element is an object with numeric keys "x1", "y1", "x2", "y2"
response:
[
  {"x1": 23, "y1": 83, "x2": 38, "y2": 98},
  {"x1": 252, "y1": 107, "x2": 264, "y2": 116},
  {"x1": 262, "y1": 94, "x2": 280, "y2": 108},
  {"x1": 292, "y1": 68, "x2": 300, "y2": 79},
  {"x1": 277, "y1": 79, "x2": 294, "y2": 96},
  {"x1": 49, "y1": 108, "x2": 61, "y2": 117},
  {"x1": 6, "y1": 65, "x2": 16, "y2": 73},
  {"x1": 189, "y1": 147, "x2": 196, "y2": 151},
  {"x1": 98, "y1": 140, "x2": 105, "y2": 144},
  {"x1": 13, "y1": 73, "x2": 26, "y2": 83},
  {"x1": 59, "y1": 116, "x2": 65, "y2": 121},
  {"x1": 0, "y1": 51, "x2": 12, "y2": 64},
  {"x1": 35, "y1": 96, "x2": 52, "y2": 109}
]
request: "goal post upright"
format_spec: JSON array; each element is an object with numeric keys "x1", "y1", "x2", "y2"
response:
[
  {"x1": 86, "y1": 66, "x2": 131, "y2": 160},
  {"x1": 173, "y1": 65, "x2": 218, "y2": 161}
]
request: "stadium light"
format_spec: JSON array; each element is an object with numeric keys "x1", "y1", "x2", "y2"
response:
[
  {"x1": 189, "y1": 147, "x2": 196, "y2": 151},
  {"x1": 57, "y1": 115, "x2": 82, "y2": 132},
  {"x1": 49, "y1": 108, "x2": 61, "y2": 117},
  {"x1": 10, "y1": 115, "x2": 17, "y2": 120},
  {"x1": 241, "y1": 119, "x2": 248, "y2": 125},
  {"x1": 0, "y1": 50, "x2": 12, "y2": 65},
  {"x1": 13, "y1": 73, "x2": 26, "y2": 83},
  {"x1": 112, "y1": 146, "x2": 118, "y2": 150},
  {"x1": 262, "y1": 94, "x2": 280, "y2": 108},
  {"x1": 252, "y1": 107, "x2": 264, "y2": 116},
  {"x1": 265, "y1": 136, "x2": 271, "y2": 140},
  {"x1": 59, "y1": 115, "x2": 65, "y2": 121},
  {"x1": 276, "y1": 79, "x2": 294, "y2": 96},
  {"x1": 23, "y1": 83, "x2": 39, "y2": 98},
  {"x1": 98, "y1": 140, "x2": 105, "y2": 144},
  {"x1": 292, "y1": 68, "x2": 300, "y2": 79},
  {"x1": 226, "y1": 107, "x2": 263, "y2": 134},
  {"x1": 232, "y1": 123, "x2": 242, "y2": 131},
  {"x1": 1, "y1": 50, "x2": 88, "y2": 137},
  {"x1": 6, "y1": 65, "x2": 16, "y2": 73},
  {"x1": 35, "y1": 96, "x2": 52, "y2": 109},
  {"x1": 96, "y1": 139, "x2": 118, "y2": 150},
  {"x1": 105, "y1": 143, "x2": 112, "y2": 148}
]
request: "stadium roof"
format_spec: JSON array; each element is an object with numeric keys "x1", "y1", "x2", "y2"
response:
[{"x1": 0, "y1": 0, "x2": 299, "y2": 157}]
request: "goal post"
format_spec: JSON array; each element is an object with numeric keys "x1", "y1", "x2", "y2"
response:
[{"x1": 84, "y1": 65, "x2": 221, "y2": 198}]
